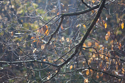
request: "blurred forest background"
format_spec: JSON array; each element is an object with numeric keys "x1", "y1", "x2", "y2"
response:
[{"x1": 0, "y1": 0, "x2": 125, "y2": 83}]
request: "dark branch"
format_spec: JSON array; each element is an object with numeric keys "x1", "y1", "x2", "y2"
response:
[
  {"x1": 62, "y1": 5, "x2": 99, "y2": 16},
  {"x1": 59, "y1": 0, "x2": 106, "y2": 68},
  {"x1": 81, "y1": 0, "x2": 91, "y2": 8},
  {"x1": 47, "y1": 16, "x2": 64, "y2": 44},
  {"x1": 0, "y1": 60, "x2": 58, "y2": 67}
]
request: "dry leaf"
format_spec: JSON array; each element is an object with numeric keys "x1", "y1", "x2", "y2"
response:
[
  {"x1": 83, "y1": 24, "x2": 86, "y2": 28},
  {"x1": 86, "y1": 69, "x2": 89, "y2": 75},
  {"x1": 104, "y1": 23, "x2": 107, "y2": 28},
  {"x1": 41, "y1": 44, "x2": 45, "y2": 50},
  {"x1": 70, "y1": 65, "x2": 73, "y2": 70},
  {"x1": 121, "y1": 22, "x2": 124, "y2": 29}
]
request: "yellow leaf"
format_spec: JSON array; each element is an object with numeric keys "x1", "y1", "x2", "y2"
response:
[
  {"x1": 33, "y1": 40, "x2": 36, "y2": 42},
  {"x1": 95, "y1": 42, "x2": 99, "y2": 47},
  {"x1": 45, "y1": 29, "x2": 49, "y2": 35},
  {"x1": 83, "y1": 61, "x2": 86, "y2": 66},
  {"x1": 34, "y1": 24, "x2": 39, "y2": 29},
  {"x1": 118, "y1": 43, "x2": 121, "y2": 50},
  {"x1": 90, "y1": 69, "x2": 93, "y2": 75},
  {"x1": 102, "y1": 46, "x2": 104, "y2": 50},
  {"x1": 100, "y1": 73, "x2": 103, "y2": 77},
  {"x1": 87, "y1": 42, "x2": 92, "y2": 47},
  {"x1": 76, "y1": 24, "x2": 80, "y2": 27},
  {"x1": 92, "y1": 54, "x2": 96, "y2": 58},
  {"x1": 88, "y1": 59, "x2": 91, "y2": 65},
  {"x1": 105, "y1": 35, "x2": 109, "y2": 41},
  {"x1": 92, "y1": 0, "x2": 95, "y2": 3},
  {"x1": 122, "y1": 68, "x2": 124, "y2": 74},
  {"x1": 107, "y1": 31, "x2": 110, "y2": 36},
  {"x1": 47, "y1": 75, "x2": 50, "y2": 80},
  {"x1": 92, "y1": 10, "x2": 94, "y2": 13},
  {"x1": 96, "y1": 73, "x2": 99, "y2": 79},
  {"x1": 83, "y1": 43, "x2": 86, "y2": 50},
  {"x1": 41, "y1": 44, "x2": 45, "y2": 50},
  {"x1": 70, "y1": 65, "x2": 73, "y2": 70},
  {"x1": 55, "y1": 70, "x2": 58, "y2": 73},
  {"x1": 79, "y1": 52, "x2": 82, "y2": 55},
  {"x1": 86, "y1": 69, "x2": 89, "y2": 75},
  {"x1": 45, "y1": 25, "x2": 48, "y2": 28},
  {"x1": 43, "y1": 59, "x2": 46, "y2": 62},
  {"x1": 66, "y1": 38, "x2": 70, "y2": 42},
  {"x1": 105, "y1": 57, "x2": 109, "y2": 62},
  {"x1": 110, "y1": 40, "x2": 114, "y2": 44},
  {"x1": 83, "y1": 24, "x2": 86, "y2": 28},
  {"x1": 84, "y1": 78, "x2": 88, "y2": 83},
  {"x1": 104, "y1": 23, "x2": 107, "y2": 28},
  {"x1": 100, "y1": 54, "x2": 104, "y2": 60},
  {"x1": 121, "y1": 22, "x2": 124, "y2": 29}
]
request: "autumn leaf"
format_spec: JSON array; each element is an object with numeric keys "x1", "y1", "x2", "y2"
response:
[
  {"x1": 43, "y1": 59, "x2": 46, "y2": 62},
  {"x1": 66, "y1": 38, "x2": 70, "y2": 42},
  {"x1": 102, "y1": 46, "x2": 104, "y2": 50},
  {"x1": 31, "y1": 37, "x2": 34, "y2": 39},
  {"x1": 92, "y1": 54, "x2": 96, "y2": 58},
  {"x1": 100, "y1": 73, "x2": 103, "y2": 77},
  {"x1": 96, "y1": 73, "x2": 99, "y2": 79},
  {"x1": 106, "y1": 62, "x2": 110, "y2": 68},
  {"x1": 76, "y1": 24, "x2": 81, "y2": 27},
  {"x1": 87, "y1": 42, "x2": 92, "y2": 47},
  {"x1": 105, "y1": 34, "x2": 109, "y2": 41},
  {"x1": 99, "y1": 62, "x2": 102, "y2": 68},
  {"x1": 83, "y1": 61, "x2": 86, "y2": 66},
  {"x1": 118, "y1": 43, "x2": 121, "y2": 50},
  {"x1": 121, "y1": 22, "x2": 124, "y2": 29},
  {"x1": 47, "y1": 75, "x2": 50, "y2": 80},
  {"x1": 84, "y1": 78, "x2": 88, "y2": 83},
  {"x1": 57, "y1": 12, "x2": 59, "y2": 15},
  {"x1": 70, "y1": 65, "x2": 73, "y2": 70},
  {"x1": 90, "y1": 69, "x2": 93, "y2": 76},
  {"x1": 61, "y1": 37, "x2": 65, "y2": 41},
  {"x1": 83, "y1": 43, "x2": 86, "y2": 50},
  {"x1": 110, "y1": 40, "x2": 114, "y2": 44},
  {"x1": 111, "y1": 45, "x2": 114, "y2": 50},
  {"x1": 104, "y1": 23, "x2": 107, "y2": 28},
  {"x1": 122, "y1": 68, "x2": 124, "y2": 74},
  {"x1": 45, "y1": 29, "x2": 49, "y2": 35},
  {"x1": 86, "y1": 69, "x2": 89, "y2": 75},
  {"x1": 11, "y1": 31, "x2": 13, "y2": 36},
  {"x1": 107, "y1": 31, "x2": 110, "y2": 36},
  {"x1": 116, "y1": 65, "x2": 118, "y2": 71},
  {"x1": 45, "y1": 25, "x2": 48, "y2": 28},
  {"x1": 95, "y1": 42, "x2": 99, "y2": 47},
  {"x1": 41, "y1": 44, "x2": 45, "y2": 50},
  {"x1": 92, "y1": 10, "x2": 94, "y2": 13},
  {"x1": 61, "y1": 25, "x2": 63, "y2": 30},
  {"x1": 92, "y1": 0, "x2": 95, "y2": 3},
  {"x1": 33, "y1": 40, "x2": 36, "y2": 42},
  {"x1": 83, "y1": 24, "x2": 86, "y2": 28}
]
